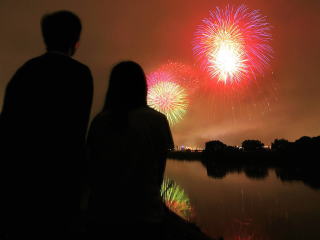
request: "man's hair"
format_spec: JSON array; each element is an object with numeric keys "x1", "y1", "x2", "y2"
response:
[{"x1": 41, "y1": 11, "x2": 82, "y2": 52}]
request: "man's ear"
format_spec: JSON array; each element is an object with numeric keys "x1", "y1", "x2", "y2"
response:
[
  {"x1": 70, "y1": 41, "x2": 80, "y2": 56},
  {"x1": 75, "y1": 41, "x2": 80, "y2": 50}
]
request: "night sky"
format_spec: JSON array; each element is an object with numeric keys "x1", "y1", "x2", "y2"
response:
[{"x1": 0, "y1": 0, "x2": 320, "y2": 147}]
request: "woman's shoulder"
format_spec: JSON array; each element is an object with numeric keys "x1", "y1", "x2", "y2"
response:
[{"x1": 133, "y1": 106, "x2": 167, "y2": 120}]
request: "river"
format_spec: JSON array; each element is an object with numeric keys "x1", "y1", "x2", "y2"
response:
[{"x1": 164, "y1": 159, "x2": 320, "y2": 240}]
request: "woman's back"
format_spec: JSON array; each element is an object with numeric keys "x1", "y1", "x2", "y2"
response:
[{"x1": 87, "y1": 106, "x2": 173, "y2": 224}]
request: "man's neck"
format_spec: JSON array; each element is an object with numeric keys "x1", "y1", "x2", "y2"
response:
[{"x1": 47, "y1": 50, "x2": 72, "y2": 57}]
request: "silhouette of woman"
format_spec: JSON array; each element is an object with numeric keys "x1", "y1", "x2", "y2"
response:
[{"x1": 87, "y1": 61, "x2": 174, "y2": 239}]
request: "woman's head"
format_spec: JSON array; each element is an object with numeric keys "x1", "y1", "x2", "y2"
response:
[{"x1": 103, "y1": 61, "x2": 147, "y2": 112}]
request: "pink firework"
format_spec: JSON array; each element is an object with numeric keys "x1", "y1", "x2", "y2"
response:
[
  {"x1": 193, "y1": 5, "x2": 272, "y2": 84},
  {"x1": 147, "y1": 62, "x2": 200, "y2": 94}
]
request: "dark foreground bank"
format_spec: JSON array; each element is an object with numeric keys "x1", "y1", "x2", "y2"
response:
[
  {"x1": 161, "y1": 206, "x2": 222, "y2": 240},
  {"x1": 70, "y1": 205, "x2": 221, "y2": 240}
]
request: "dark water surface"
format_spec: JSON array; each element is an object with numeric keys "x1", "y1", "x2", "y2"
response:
[{"x1": 164, "y1": 159, "x2": 320, "y2": 240}]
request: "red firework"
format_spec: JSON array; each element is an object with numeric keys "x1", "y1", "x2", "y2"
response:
[{"x1": 193, "y1": 5, "x2": 273, "y2": 84}]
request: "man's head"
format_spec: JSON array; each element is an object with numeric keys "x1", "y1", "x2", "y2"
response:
[{"x1": 41, "y1": 11, "x2": 82, "y2": 56}]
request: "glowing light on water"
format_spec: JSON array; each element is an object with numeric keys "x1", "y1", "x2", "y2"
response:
[{"x1": 161, "y1": 178, "x2": 193, "y2": 221}]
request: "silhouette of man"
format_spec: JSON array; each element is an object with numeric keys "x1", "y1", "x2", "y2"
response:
[{"x1": 0, "y1": 11, "x2": 93, "y2": 239}]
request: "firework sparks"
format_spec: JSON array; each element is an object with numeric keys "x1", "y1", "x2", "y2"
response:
[
  {"x1": 147, "y1": 81, "x2": 188, "y2": 125},
  {"x1": 148, "y1": 62, "x2": 200, "y2": 94},
  {"x1": 193, "y1": 5, "x2": 272, "y2": 84},
  {"x1": 147, "y1": 62, "x2": 197, "y2": 125}
]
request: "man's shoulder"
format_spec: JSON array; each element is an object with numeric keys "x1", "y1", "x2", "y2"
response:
[
  {"x1": 23, "y1": 53, "x2": 90, "y2": 73},
  {"x1": 63, "y1": 55, "x2": 90, "y2": 72}
]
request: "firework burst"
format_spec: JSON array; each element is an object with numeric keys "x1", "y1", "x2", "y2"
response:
[
  {"x1": 148, "y1": 62, "x2": 200, "y2": 94},
  {"x1": 193, "y1": 5, "x2": 272, "y2": 84},
  {"x1": 147, "y1": 81, "x2": 188, "y2": 125},
  {"x1": 147, "y1": 62, "x2": 198, "y2": 125}
]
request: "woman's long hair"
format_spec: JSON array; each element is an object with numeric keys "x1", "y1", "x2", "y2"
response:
[{"x1": 103, "y1": 61, "x2": 147, "y2": 113}]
